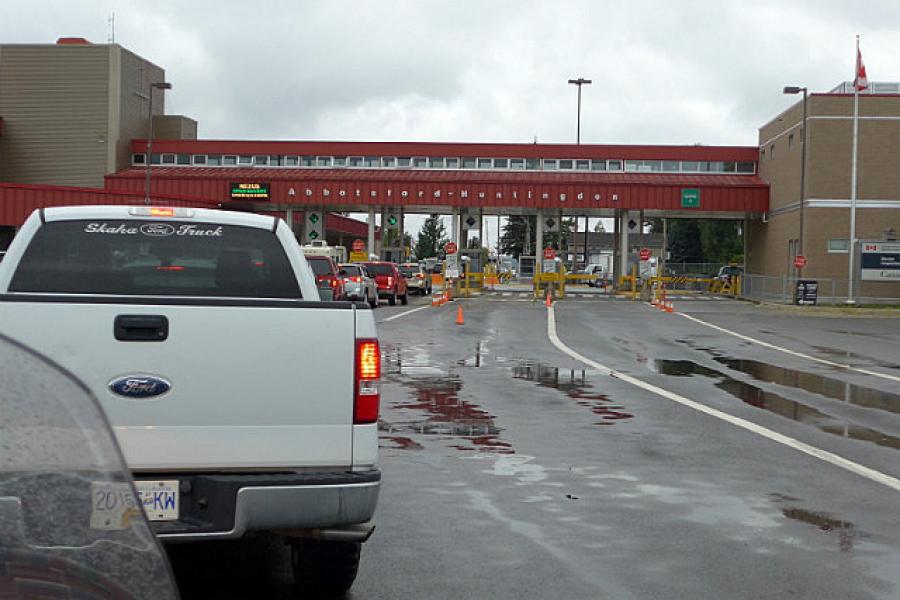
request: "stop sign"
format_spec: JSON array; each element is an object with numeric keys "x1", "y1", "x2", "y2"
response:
[
  {"x1": 352, "y1": 239, "x2": 365, "y2": 252},
  {"x1": 794, "y1": 255, "x2": 807, "y2": 268},
  {"x1": 445, "y1": 242, "x2": 458, "y2": 255},
  {"x1": 639, "y1": 248, "x2": 651, "y2": 261},
  {"x1": 543, "y1": 247, "x2": 556, "y2": 260}
]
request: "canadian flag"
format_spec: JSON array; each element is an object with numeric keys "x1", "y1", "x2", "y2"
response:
[{"x1": 855, "y1": 46, "x2": 868, "y2": 91}]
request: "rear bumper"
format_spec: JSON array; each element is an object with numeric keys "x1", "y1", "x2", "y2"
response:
[{"x1": 145, "y1": 470, "x2": 380, "y2": 542}]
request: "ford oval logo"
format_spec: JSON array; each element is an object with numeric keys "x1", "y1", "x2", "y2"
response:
[
  {"x1": 140, "y1": 223, "x2": 175, "y2": 237},
  {"x1": 109, "y1": 375, "x2": 171, "y2": 399}
]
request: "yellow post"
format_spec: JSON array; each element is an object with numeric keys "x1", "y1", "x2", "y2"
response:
[{"x1": 631, "y1": 263, "x2": 638, "y2": 300}]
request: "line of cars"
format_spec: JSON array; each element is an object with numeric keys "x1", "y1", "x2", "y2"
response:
[{"x1": 302, "y1": 247, "x2": 433, "y2": 306}]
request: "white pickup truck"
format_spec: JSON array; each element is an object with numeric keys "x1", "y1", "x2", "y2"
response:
[{"x1": 0, "y1": 205, "x2": 381, "y2": 595}]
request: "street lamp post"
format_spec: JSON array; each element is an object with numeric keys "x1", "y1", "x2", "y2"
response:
[
  {"x1": 144, "y1": 81, "x2": 172, "y2": 205},
  {"x1": 567, "y1": 78, "x2": 592, "y2": 144},
  {"x1": 783, "y1": 86, "x2": 808, "y2": 278},
  {"x1": 569, "y1": 77, "x2": 592, "y2": 269}
]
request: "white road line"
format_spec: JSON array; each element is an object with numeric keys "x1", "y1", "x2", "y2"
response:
[
  {"x1": 503, "y1": 292, "x2": 512, "y2": 297},
  {"x1": 677, "y1": 312, "x2": 900, "y2": 384},
  {"x1": 380, "y1": 305, "x2": 431, "y2": 322},
  {"x1": 546, "y1": 306, "x2": 900, "y2": 493}
]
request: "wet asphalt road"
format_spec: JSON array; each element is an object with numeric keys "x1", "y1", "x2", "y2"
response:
[{"x1": 170, "y1": 292, "x2": 900, "y2": 599}]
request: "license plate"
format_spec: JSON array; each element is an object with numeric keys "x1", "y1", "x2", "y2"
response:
[{"x1": 134, "y1": 480, "x2": 180, "y2": 521}]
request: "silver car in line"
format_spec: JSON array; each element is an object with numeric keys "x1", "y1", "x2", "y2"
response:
[{"x1": 339, "y1": 263, "x2": 379, "y2": 308}]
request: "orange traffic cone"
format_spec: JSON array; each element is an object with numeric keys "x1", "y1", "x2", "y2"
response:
[
  {"x1": 455, "y1": 305, "x2": 465, "y2": 325},
  {"x1": 545, "y1": 291, "x2": 552, "y2": 307}
]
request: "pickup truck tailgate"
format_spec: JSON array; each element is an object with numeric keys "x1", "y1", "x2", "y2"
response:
[{"x1": 0, "y1": 300, "x2": 358, "y2": 471}]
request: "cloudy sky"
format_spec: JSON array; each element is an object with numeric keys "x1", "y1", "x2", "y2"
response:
[{"x1": 4, "y1": 0, "x2": 899, "y2": 246}]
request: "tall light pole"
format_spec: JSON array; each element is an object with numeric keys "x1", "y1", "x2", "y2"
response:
[
  {"x1": 569, "y1": 77, "x2": 591, "y2": 269},
  {"x1": 783, "y1": 86, "x2": 808, "y2": 278},
  {"x1": 567, "y1": 78, "x2": 592, "y2": 144},
  {"x1": 144, "y1": 81, "x2": 172, "y2": 205}
]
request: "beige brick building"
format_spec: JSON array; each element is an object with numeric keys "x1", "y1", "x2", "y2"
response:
[
  {"x1": 750, "y1": 84, "x2": 900, "y2": 300},
  {"x1": 0, "y1": 38, "x2": 195, "y2": 188}
]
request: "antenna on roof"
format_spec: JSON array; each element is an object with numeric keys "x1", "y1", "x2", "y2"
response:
[{"x1": 107, "y1": 12, "x2": 115, "y2": 43}]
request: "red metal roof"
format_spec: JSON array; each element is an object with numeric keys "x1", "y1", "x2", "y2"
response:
[
  {"x1": 132, "y1": 139, "x2": 759, "y2": 162},
  {"x1": 0, "y1": 182, "x2": 376, "y2": 235},
  {"x1": 0, "y1": 182, "x2": 218, "y2": 227},
  {"x1": 106, "y1": 167, "x2": 769, "y2": 213}
]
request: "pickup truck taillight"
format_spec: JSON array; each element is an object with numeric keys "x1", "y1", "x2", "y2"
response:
[
  {"x1": 386, "y1": 276, "x2": 393, "y2": 286},
  {"x1": 354, "y1": 339, "x2": 380, "y2": 424}
]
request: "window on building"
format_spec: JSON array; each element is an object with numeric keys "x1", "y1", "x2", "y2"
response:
[
  {"x1": 461, "y1": 157, "x2": 476, "y2": 169},
  {"x1": 770, "y1": 144, "x2": 775, "y2": 159},
  {"x1": 477, "y1": 158, "x2": 492, "y2": 169},
  {"x1": 397, "y1": 157, "x2": 411, "y2": 167},
  {"x1": 723, "y1": 162, "x2": 737, "y2": 173},
  {"x1": 607, "y1": 160, "x2": 623, "y2": 171},
  {"x1": 207, "y1": 155, "x2": 222, "y2": 166},
  {"x1": 315, "y1": 156, "x2": 331, "y2": 167},
  {"x1": 525, "y1": 158, "x2": 540, "y2": 170},
  {"x1": 254, "y1": 155, "x2": 268, "y2": 166},
  {"x1": 510, "y1": 158, "x2": 525, "y2": 169},
  {"x1": 160, "y1": 154, "x2": 175, "y2": 165},
  {"x1": 445, "y1": 157, "x2": 460, "y2": 168},
  {"x1": 828, "y1": 238, "x2": 850, "y2": 253},
  {"x1": 333, "y1": 156, "x2": 347, "y2": 167},
  {"x1": 192, "y1": 154, "x2": 206, "y2": 165},
  {"x1": 300, "y1": 156, "x2": 315, "y2": 167},
  {"x1": 559, "y1": 159, "x2": 574, "y2": 170},
  {"x1": 590, "y1": 159, "x2": 606, "y2": 171},
  {"x1": 494, "y1": 158, "x2": 509, "y2": 169},
  {"x1": 365, "y1": 156, "x2": 380, "y2": 167},
  {"x1": 412, "y1": 157, "x2": 427, "y2": 168},
  {"x1": 284, "y1": 155, "x2": 299, "y2": 167},
  {"x1": 238, "y1": 155, "x2": 252, "y2": 165},
  {"x1": 624, "y1": 160, "x2": 640, "y2": 172},
  {"x1": 681, "y1": 161, "x2": 699, "y2": 172},
  {"x1": 133, "y1": 153, "x2": 146, "y2": 165},
  {"x1": 223, "y1": 155, "x2": 238, "y2": 166},
  {"x1": 347, "y1": 156, "x2": 363, "y2": 167},
  {"x1": 736, "y1": 162, "x2": 755, "y2": 173},
  {"x1": 708, "y1": 162, "x2": 725, "y2": 172},
  {"x1": 575, "y1": 159, "x2": 590, "y2": 171},
  {"x1": 270, "y1": 155, "x2": 281, "y2": 166},
  {"x1": 382, "y1": 157, "x2": 397, "y2": 168},
  {"x1": 543, "y1": 159, "x2": 558, "y2": 170},
  {"x1": 662, "y1": 161, "x2": 678, "y2": 171},
  {"x1": 788, "y1": 134, "x2": 794, "y2": 149},
  {"x1": 429, "y1": 157, "x2": 445, "y2": 168},
  {"x1": 177, "y1": 154, "x2": 190, "y2": 165}
]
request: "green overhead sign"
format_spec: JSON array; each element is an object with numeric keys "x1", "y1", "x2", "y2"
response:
[{"x1": 681, "y1": 188, "x2": 700, "y2": 208}]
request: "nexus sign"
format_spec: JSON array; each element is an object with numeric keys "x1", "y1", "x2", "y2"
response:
[{"x1": 230, "y1": 182, "x2": 270, "y2": 200}]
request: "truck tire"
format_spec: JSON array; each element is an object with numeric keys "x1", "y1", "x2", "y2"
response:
[
  {"x1": 400, "y1": 292, "x2": 408, "y2": 305},
  {"x1": 291, "y1": 539, "x2": 361, "y2": 597},
  {"x1": 389, "y1": 293, "x2": 397, "y2": 306}
]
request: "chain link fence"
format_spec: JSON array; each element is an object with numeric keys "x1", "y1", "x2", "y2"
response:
[{"x1": 741, "y1": 274, "x2": 897, "y2": 306}]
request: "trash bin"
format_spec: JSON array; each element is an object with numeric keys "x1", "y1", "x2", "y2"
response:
[{"x1": 794, "y1": 279, "x2": 819, "y2": 305}]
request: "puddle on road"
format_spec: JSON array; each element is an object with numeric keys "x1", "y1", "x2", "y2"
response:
[
  {"x1": 712, "y1": 357, "x2": 900, "y2": 417},
  {"x1": 512, "y1": 361, "x2": 634, "y2": 425},
  {"x1": 654, "y1": 360, "x2": 900, "y2": 452},
  {"x1": 777, "y1": 503, "x2": 866, "y2": 552},
  {"x1": 379, "y1": 375, "x2": 514, "y2": 453}
]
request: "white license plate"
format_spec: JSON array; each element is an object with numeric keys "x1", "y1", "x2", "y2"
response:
[{"x1": 134, "y1": 480, "x2": 180, "y2": 521}]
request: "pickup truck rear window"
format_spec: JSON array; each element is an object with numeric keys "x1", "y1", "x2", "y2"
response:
[
  {"x1": 9, "y1": 220, "x2": 302, "y2": 298},
  {"x1": 306, "y1": 258, "x2": 333, "y2": 276}
]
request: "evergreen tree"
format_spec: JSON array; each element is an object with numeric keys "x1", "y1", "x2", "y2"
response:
[
  {"x1": 698, "y1": 220, "x2": 743, "y2": 264},
  {"x1": 666, "y1": 220, "x2": 703, "y2": 263},
  {"x1": 413, "y1": 214, "x2": 447, "y2": 259}
]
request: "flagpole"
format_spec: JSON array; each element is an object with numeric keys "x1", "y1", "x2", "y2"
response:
[{"x1": 847, "y1": 35, "x2": 860, "y2": 305}]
